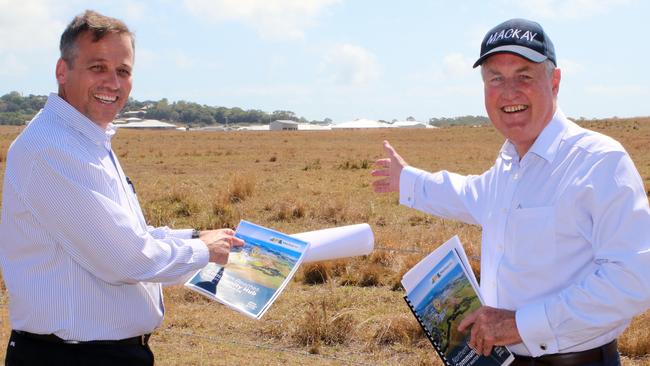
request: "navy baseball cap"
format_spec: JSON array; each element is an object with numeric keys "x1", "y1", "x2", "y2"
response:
[{"x1": 473, "y1": 18, "x2": 556, "y2": 68}]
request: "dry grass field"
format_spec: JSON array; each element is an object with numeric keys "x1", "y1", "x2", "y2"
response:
[{"x1": 1, "y1": 118, "x2": 650, "y2": 365}]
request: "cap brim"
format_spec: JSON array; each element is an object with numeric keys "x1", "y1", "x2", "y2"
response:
[{"x1": 472, "y1": 45, "x2": 548, "y2": 68}]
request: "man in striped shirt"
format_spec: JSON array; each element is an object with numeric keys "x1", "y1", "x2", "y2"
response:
[{"x1": 0, "y1": 10, "x2": 243, "y2": 365}]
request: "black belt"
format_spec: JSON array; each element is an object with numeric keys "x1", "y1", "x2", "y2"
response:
[
  {"x1": 513, "y1": 340, "x2": 618, "y2": 366},
  {"x1": 12, "y1": 330, "x2": 151, "y2": 346}
]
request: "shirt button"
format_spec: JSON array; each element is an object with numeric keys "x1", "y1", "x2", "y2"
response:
[
  {"x1": 513, "y1": 173, "x2": 519, "y2": 180},
  {"x1": 540, "y1": 343, "x2": 547, "y2": 351}
]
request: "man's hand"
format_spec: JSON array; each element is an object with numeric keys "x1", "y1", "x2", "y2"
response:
[
  {"x1": 371, "y1": 140, "x2": 408, "y2": 193},
  {"x1": 457, "y1": 306, "x2": 522, "y2": 356},
  {"x1": 198, "y1": 228, "x2": 245, "y2": 265}
]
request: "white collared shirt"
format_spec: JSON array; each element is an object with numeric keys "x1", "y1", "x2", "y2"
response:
[
  {"x1": 400, "y1": 109, "x2": 650, "y2": 356},
  {"x1": 0, "y1": 93, "x2": 209, "y2": 341}
]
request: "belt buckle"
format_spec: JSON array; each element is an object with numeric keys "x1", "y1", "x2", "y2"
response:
[{"x1": 140, "y1": 334, "x2": 150, "y2": 346}]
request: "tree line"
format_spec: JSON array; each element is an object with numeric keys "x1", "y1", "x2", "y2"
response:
[
  {"x1": 428, "y1": 116, "x2": 490, "y2": 127},
  {"x1": 0, "y1": 92, "x2": 315, "y2": 126},
  {"x1": 127, "y1": 98, "x2": 309, "y2": 126},
  {"x1": 1, "y1": 91, "x2": 489, "y2": 127},
  {"x1": 0, "y1": 92, "x2": 47, "y2": 125}
]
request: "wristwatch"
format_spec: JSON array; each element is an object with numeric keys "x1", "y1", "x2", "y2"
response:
[{"x1": 191, "y1": 229, "x2": 201, "y2": 239}]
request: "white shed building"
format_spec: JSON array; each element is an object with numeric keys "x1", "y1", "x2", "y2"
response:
[
  {"x1": 331, "y1": 118, "x2": 391, "y2": 129},
  {"x1": 270, "y1": 120, "x2": 299, "y2": 131},
  {"x1": 392, "y1": 121, "x2": 434, "y2": 129},
  {"x1": 114, "y1": 119, "x2": 178, "y2": 130}
]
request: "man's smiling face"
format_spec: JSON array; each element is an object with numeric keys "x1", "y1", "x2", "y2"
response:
[
  {"x1": 481, "y1": 53, "x2": 560, "y2": 157},
  {"x1": 56, "y1": 31, "x2": 134, "y2": 129}
]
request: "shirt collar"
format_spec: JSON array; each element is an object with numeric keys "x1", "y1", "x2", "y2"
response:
[
  {"x1": 527, "y1": 108, "x2": 570, "y2": 164},
  {"x1": 499, "y1": 108, "x2": 570, "y2": 164},
  {"x1": 45, "y1": 93, "x2": 116, "y2": 147}
]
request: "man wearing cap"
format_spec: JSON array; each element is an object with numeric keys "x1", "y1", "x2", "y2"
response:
[
  {"x1": 372, "y1": 18, "x2": 650, "y2": 365},
  {"x1": 0, "y1": 10, "x2": 244, "y2": 365}
]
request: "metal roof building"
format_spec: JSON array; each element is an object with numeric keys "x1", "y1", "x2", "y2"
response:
[
  {"x1": 331, "y1": 118, "x2": 391, "y2": 129},
  {"x1": 392, "y1": 121, "x2": 436, "y2": 129},
  {"x1": 114, "y1": 119, "x2": 178, "y2": 130},
  {"x1": 270, "y1": 120, "x2": 299, "y2": 131}
]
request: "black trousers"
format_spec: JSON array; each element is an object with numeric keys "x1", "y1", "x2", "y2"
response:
[
  {"x1": 5, "y1": 331, "x2": 154, "y2": 366},
  {"x1": 512, "y1": 355, "x2": 620, "y2": 366}
]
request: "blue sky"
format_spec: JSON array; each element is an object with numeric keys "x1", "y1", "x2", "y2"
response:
[{"x1": 1, "y1": 0, "x2": 648, "y2": 122}]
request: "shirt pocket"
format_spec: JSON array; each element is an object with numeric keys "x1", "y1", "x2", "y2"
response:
[{"x1": 506, "y1": 206, "x2": 556, "y2": 270}]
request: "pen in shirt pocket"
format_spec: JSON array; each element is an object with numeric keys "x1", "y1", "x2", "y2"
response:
[{"x1": 126, "y1": 176, "x2": 136, "y2": 194}]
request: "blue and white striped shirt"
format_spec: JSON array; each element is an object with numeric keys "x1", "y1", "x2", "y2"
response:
[{"x1": 0, "y1": 93, "x2": 209, "y2": 341}]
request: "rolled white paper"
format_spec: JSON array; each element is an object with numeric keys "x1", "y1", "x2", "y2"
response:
[{"x1": 292, "y1": 223, "x2": 374, "y2": 263}]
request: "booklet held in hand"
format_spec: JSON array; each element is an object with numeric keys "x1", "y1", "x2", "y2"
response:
[
  {"x1": 402, "y1": 236, "x2": 514, "y2": 366},
  {"x1": 185, "y1": 220, "x2": 309, "y2": 319}
]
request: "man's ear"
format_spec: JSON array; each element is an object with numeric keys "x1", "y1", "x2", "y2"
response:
[
  {"x1": 55, "y1": 58, "x2": 67, "y2": 85},
  {"x1": 552, "y1": 68, "x2": 561, "y2": 96}
]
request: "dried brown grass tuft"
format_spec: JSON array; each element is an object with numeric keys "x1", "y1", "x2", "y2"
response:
[
  {"x1": 336, "y1": 261, "x2": 393, "y2": 288},
  {"x1": 210, "y1": 199, "x2": 238, "y2": 229},
  {"x1": 369, "y1": 250, "x2": 395, "y2": 267},
  {"x1": 310, "y1": 198, "x2": 369, "y2": 225},
  {"x1": 268, "y1": 199, "x2": 306, "y2": 222},
  {"x1": 337, "y1": 159, "x2": 372, "y2": 170},
  {"x1": 292, "y1": 299, "x2": 357, "y2": 347},
  {"x1": 369, "y1": 313, "x2": 423, "y2": 346},
  {"x1": 408, "y1": 214, "x2": 434, "y2": 226},
  {"x1": 312, "y1": 200, "x2": 347, "y2": 224},
  {"x1": 302, "y1": 159, "x2": 321, "y2": 171},
  {"x1": 180, "y1": 289, "x2": 211, "y2": 304},
  {"x1": 301, "y1": 262, "x2": 331, "y2": 285},
  {"x1": 357, "y1": 262, "x2": 384, "y2": 287},
  {"x1": 222, "y1": 173, "x2": 255, "y2": 204},
  {"x1": 143, "y1": 185, "x2": 199, "y2": 226}
]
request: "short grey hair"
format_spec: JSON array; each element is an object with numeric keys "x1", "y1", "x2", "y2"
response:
[
  {"x1": 479, "y1": 57, "x2": 557, "y2": 80},
  {"x1": 542, "y1": 59, "x2": 556, "y2": 76},
  {"x1": 59, "y1": 10, "x2": 134, "y2": 68}
]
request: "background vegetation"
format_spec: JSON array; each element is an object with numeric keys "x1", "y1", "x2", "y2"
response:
[
  {"x1": 1, "y1": 92, "x2": 489, "y2": 127},
  {"x1": 0, "y1": 92, "x2": 47, "y2": 125},
  {"x1": 1, "y1": 118, "x2": 649, "y2": 365}
]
